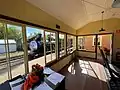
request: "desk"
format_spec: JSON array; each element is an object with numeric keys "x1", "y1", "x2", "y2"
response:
[{"x1": 0, "y1": 68, "x2": 65, "y2": 90}]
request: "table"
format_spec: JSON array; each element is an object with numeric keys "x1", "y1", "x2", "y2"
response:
[{"x1": 0, "y1": 67, "x2": 65, "y2": 90}]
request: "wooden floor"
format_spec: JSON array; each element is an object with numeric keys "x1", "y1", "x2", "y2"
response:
[{"x1": 60, "y1": 58, "x2": 108, "y2": 90}]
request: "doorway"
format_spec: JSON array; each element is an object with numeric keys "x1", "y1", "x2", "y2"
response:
[
  {"x1": 77, "y1": 33, "x2": 113, "y2": 62},
  {"x1": 97, "y1": 34, "x2": 113, "y2": 63}
]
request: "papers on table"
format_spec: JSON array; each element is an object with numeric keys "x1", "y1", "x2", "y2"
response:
[
  {"x1": 8, "y1": 68, "x2": 65, "y2": 90},
  {"x1": 46, "y1": 72, "x2": 65, "y2": 86},
  {"x1": 34, "y1": 82, "x2": 53, "y2": 90},
  {"x1": 9, "y1": 77, "x2": 24, "y2": 90},
  {"x1": 35, "y1": 72, "x2": 65, "y2": 90},
  {"x1": 10, "y1": 84, "x2": 23, "y2": 90},
  {"x1": 44, "y1": 67, "x2": 55, "y2": 75}
]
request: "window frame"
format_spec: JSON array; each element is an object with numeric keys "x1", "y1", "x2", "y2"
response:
[
  {"x1": 77, "y1": 35, "x2": 96, "y2": 52},
  {"x1": 67, "y1": 34, "x2": 76, "y2": 54},
  {"x1": 78, "y1": 36, "x2": 85, "y2": 50},
  {"x1": 0, "y1": 21, "x2": 27, "y2": 81},
  {"x1": 44, "y1": 30, "x2": 57, "y2": 63},
  {"x1": 58, "y1": 32, "x2": 66, "y2": 58},
  {"x1": 93, "y1": 36, "x2": 102, "y2": 47}
]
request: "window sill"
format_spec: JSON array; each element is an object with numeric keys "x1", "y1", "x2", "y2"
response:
[
  {"x1": 77, "y1": 50, "x2": 95, "y2": 53},
  {"x1": 45, "y1": 59, "x2": 57, "y2": 67},
  {"x1": 45, "y1": 50, "x2": 76, "y2": 67}
]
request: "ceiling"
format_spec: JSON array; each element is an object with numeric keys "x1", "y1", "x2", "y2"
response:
[{"x1": 26, "y1": 0, "x2": 120, "y2": 29}]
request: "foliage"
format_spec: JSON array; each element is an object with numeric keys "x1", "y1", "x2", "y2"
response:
[
  {"x1": 0, "y1": 24, "x2": 22, "y2": 41},
  {"x1": 7, "y1": 26, "x2": 22, "y2": 41},
  {"x1": 0, "y1": 23, "x2": 23, "y2": 51},
  {"x1": 0, "y1": 23, "x2": 5, "y2": 39},
  {"x1": 7, "y1": 26, "x2": 23, "y2": 51}
]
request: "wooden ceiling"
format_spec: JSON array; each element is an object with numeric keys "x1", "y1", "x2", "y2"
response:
[{"x1": 26, "y1": 0, "x2": 120, "y2": 29}]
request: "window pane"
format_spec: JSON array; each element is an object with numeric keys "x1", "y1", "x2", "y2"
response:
[
  {"x1": 0, "y1": 23, "x2": 8, "y2": 83},
  {"x1": 78, "y1": 36, "x2": 85, "y2": 50},
  {"x1": 45, "y1": 31, "x2": 52, "y2": 63},
  {"x1": 51, "y1": 32, "x2": 56, "y2": 60},
  {"x1": 26, "y1": 26, "x2": 45, "y2": 72},
  {"x1": 78, "y1": 35, "x2": 96, "y2": 58},
  {"x1": 67, "y1": 35, "x2": 73, "y2": 54},
  {"x1": 45, "y1": 31, "x2": 56, "y2": 63},
  {"x1": 78, "y1": 36, "x2": 95, "y2": 52},
  {"x1": 7, "y1": 24, "x2": 25, "y2": 78},
  {"x1": 59, "y1": 33, "x2": 65, "y2": 57},
  {"x1": 73, "y1": 36, "x2": 76, "y2": 51}
]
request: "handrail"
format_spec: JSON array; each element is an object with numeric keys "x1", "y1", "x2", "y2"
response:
[{"x1": 99, "y1": 47, "x2": 120, "y2": 79}]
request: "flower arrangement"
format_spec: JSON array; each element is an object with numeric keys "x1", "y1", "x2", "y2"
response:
[{"x1": 22, "y1": 64, "x2": 44, "y2": 90}]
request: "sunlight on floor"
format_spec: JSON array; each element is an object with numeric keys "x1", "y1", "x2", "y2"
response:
[
  {"x1": 79, "y1": 59, "x2": 107, "y2": 82},
  {"x1": 68, "y1": 63, "x2": 76, "y2": 75},
  {"x1": 67, "y1": 59, "x2": 107, "y2": 82}
]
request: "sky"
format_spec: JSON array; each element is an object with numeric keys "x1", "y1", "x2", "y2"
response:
[{"x1": 26, "y1": 26, "x2": 43, "y2": 37}]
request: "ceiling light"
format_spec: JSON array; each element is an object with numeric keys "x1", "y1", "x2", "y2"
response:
[{"x1": 112, "y1": 0, "x2": 120, "y2": 8}]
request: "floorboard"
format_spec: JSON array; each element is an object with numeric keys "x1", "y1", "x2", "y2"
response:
[{"x1": 60, "y1": 58, "x2": 108, "y2": 90}]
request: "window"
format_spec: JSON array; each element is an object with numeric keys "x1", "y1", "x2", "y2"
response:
[
  {"x1": 7, "y1": 24, "x2": 25, "y2": 78},
  {"x1": 51, "y1": 32, "x2": 56, "y2": 60},
  {"x1": 93, "y1": 36, "x2": 102, "y2": 46},
  {"x1": 26, "y1": 26, "x2": 45, "y2": 71},
  {"x1": 59, "y1": 33, "x2": 66, "y2": 57},
  {"x1": 0, "y1": 23, "x2": 25, "y2": 83},
  {"x1": 0, "y1": 22, "x2": 8, "y2": 83},
  {"x1": 67, "y1": 35, "x2": 73, "y2": 54},
  {"x1": 67, "y1": 35, "x2": 76, "y2": 54},
  {"x1": 45, "y1": 31, "x2": 56, "y2": 63},
  {"x1": 78, "y1": 36, "x2": 95, "y2": 52},
  {"x1": 73, "y1": 36, "x2": 76, "y2": 51},
  {"x1": 45, "y1": 31, "x2": 51, "y2": 63},
  {"x1": 78, "y1": 36, "x2": 85, "y2": 50}
]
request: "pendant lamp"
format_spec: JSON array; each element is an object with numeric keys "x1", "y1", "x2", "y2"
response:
[{"x1": 99, "y1": 11, "x2": 105, "y2": 32}]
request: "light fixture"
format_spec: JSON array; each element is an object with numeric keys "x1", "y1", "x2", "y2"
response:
[
  {"x1": 112, "y1": 0, "x2": 120, "y2": 8},
  {"x1": 99, "y1": 11, "x2": 105, "y2": 32}
]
